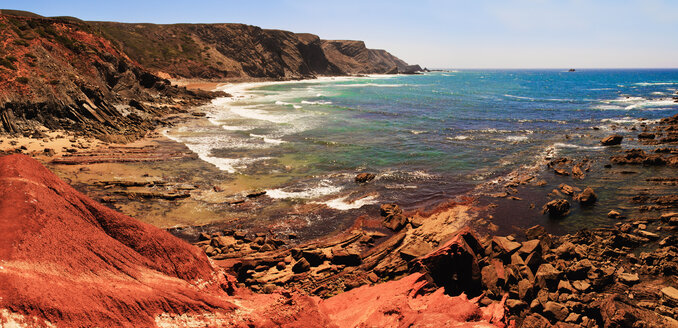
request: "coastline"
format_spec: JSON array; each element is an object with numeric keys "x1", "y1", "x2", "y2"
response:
[{"x1": 2, "y1": 73, "x2": 678, "y2": 327}]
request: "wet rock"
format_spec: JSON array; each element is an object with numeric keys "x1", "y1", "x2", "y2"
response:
[
  {"x1": 543, "y1": 199, "x2": 570, "y2": 217},
  {"x1": 601, "y1": 134, "x2": 623, "y2": 146},
  {"x1": 559, "y1": 183, "x2": 577, "y2": 196},
  {"x1": 608, "y1": 210, "x2": 623, "y2": 219},
  {"x1": 638, "y1": 132, "x2": 655, "y2": 139},
  {"x1": 526, "y1": 225, "x2": 547, "y2": 240},
  {"x1": 611, "y1": 149, "x2": 666, "y2": 165},
  {"x1": 575, "y1": 187, "x2": 597, "y2": 205},
  {"x1": 380, "y1": 203, "x2": 408, "y2": 231},
  {"x1": 354, "y1": 173, "x2": 376, "y2": 183},
  {"x1": 637, "y1": 230, "x2": 659, "y2": 240}
]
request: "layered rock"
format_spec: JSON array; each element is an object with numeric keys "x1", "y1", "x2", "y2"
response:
[
  {"x1": 0, "y1": 154, "x2": 508, "y2": 327},
  {"x1": 320, "y1": 40, "x2": 409, "y2": 74},
  {"x1": 0, "y1": 11, "x2": 219, "y2": 140}
]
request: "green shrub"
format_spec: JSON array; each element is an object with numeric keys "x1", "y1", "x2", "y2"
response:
[
  {"x1": 25, "y1": 53, "x2": 37, "y2": 59},
  {"x1": 13, "y1": 39, "x2": 29, "y2": 46},
  {"x1": 5, "y1": 56, "x2": 18, "y2": 62},
  {"x1": 16, "y1": 77, "x2": 29, "y2": 84},
  {"x1": 49, "y1": 79, "x2": 59, "y2": 85}
]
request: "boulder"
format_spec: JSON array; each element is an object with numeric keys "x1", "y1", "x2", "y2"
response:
[
  {"x1": 331, "y1": 248, "x2": 362, "y2": 266},
  {"x1": 492, "y1": 236, "x2": 522, "y2": 255},
  {"x1": 575, "y1": 187, "x2": 597, "y2": 205},
  {"x1": 518, "y1": 279, "x2": 534, "y2": 300},
  {"x1": 355, "y1": 173, "x2": 376, "y2": 183},
  {"x1": 292, "y1": 258, "x2": 311, "y2": 273},
  {"x1": 543, "y1": 199, "x2": 570, "y2": 217},
  {"x1": 661, "y1": 286, "x2": 678, "y2": 306},
  {"x1": 608, "y1": 210, "x2": 623, "y2": 219},
  {"x1": 535, "y1": 264, "x2": 562, "y2": 289},
  {"x1": 525, "y1": 225, "x2": 546, "y2": 240},
  {"x1": 601, "y1": 134, "x2": 623, "y2": 146},
  {"x1": 380, "y1": 204, "x2": 409, "y2": 231}
]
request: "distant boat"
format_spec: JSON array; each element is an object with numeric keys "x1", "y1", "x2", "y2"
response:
[{"x1": 568, "y1": 68, "x2": 576, "y2": 72}]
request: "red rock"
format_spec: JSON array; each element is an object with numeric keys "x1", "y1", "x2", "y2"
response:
[{"x1": 0, "y1": 155, "x2": 513, "y2": 327}]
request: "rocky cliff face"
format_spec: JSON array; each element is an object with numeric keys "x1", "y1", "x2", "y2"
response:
[
  {"x1": 320, "y1": 40, "x2": 409, "y2": 74},
  {"x1": 92, "y1": 22, "x2": 347, "y2": 79},
  {"x1": 91, "y1": 22, "x2": 411, "y2": 79},
  {"x1": 0, "y1": 11, "x2": 220, "y2": 141}
]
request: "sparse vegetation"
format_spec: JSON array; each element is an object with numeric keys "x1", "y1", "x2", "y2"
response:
[
  {"x1": 16, "y1": 77, "x2": 29, "y2": 84},
  {"x1": 0, "y1": 57, "x2": 17, "y2": 70},
  {"x1": 13, "y1": 39, "x2": 29, "y2": 46}
]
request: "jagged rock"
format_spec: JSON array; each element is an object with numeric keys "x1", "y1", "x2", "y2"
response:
[
  {"x1": 354, "y1": 173, "x2": 375, "y2": 183},
  {"x1": 601, "y1": 135, "x2": 623, "y2": 146},
  {"x1": 575, "y1": 187, "x2": 597, "y2": 205},
  {"x1": 543, "y1": 301, "x2": 569, "y2": 321},
  {"x1": 526, "y1": 225, "x2": 547, "y2": 240},
  {"x1": 518, "y1": 279, "x2": 534, "y2": 300},
  {"x1": 543, "y1": 199, "x2": 570, "y2": 217},
  {"x1": 521, "y1": 313, "x2": 552, "y2": 327},
  {"x1": 492, "y1": 236, "x2": 522, "y2": 255},
  {"x1": 555, "y1": 241, "x2": 576, "y2": 259},
  {"x1": 399, "y1": 241, "x2": 432, "y2": 261},
  {"x1": 380, "y1": 203, "x2": 408, "y2": 231},
  {"x1": 557, "y1": 280, "x2": 576, "y2": 294},
  {"x1": 211, "y1": 235, "x2": 236, "y2": 249},
  {"x1": 535, "y1": 264, "x2": 562, "y2": 290},
  {"x1": 564, "y1": 313, "x2": 580, "y2": 323}
]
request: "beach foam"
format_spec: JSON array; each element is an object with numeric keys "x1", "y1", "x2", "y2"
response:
[{"x1": 322, "y1": 195, "x2": 379, "y2": 210}]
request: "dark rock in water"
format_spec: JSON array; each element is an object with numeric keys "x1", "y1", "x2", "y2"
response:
[
  {"x1": 355, "y1": 173, "x2": 376, "y2": 183},
  {"x1": 525, "y1": 225, "x2": 547, "y2": 240},
  {"x1": 638, "y1": 132, "x2": 656, "y2": 139},
  {"x1": 611, "y1": 149, "x2": 667, "y2": 165},
  {"x1": 576, "y1": 187, "x2": 597, "y2": 205},
  {"x1": 601, "y1": 135, "x2": 623, "y2": 146},
  {"x1": 542, "y1": 199, "x2": 570, "y2": 217},
  {"x1": 608, "y1": 210, "x2": 623, "y2": 219},
  {"x1": 246, "y1": 190, "x2": 267, "y2": 198}
]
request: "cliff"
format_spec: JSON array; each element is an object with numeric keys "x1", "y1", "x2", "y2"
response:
[
  {"x1": 320, "y1": 40, "x2": 409, "y2": 74},
  {"x1": 0, "y1": 10, "x2": 219, "y2": 141},
  {"x1": 90, "y1": 22, "x2": 412, "y2": 79},
  {"x1": 0, "y1": 154, "x2": 508, "y2": 327}
]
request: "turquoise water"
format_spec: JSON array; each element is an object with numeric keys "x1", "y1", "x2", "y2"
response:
[{"x1": 167, "y1": 70, "x2": 678, "y2": 237}]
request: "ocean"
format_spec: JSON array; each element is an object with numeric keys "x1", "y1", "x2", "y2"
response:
[{"x1": 166, "y1": 69, "x2": 678, "y2": 238}]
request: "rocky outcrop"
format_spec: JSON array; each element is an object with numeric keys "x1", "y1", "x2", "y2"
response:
[
  {"x1": 0, "y1": 11, "x2": 220, "y2": 140},
  {"x1": 320, "y1": 40, "x2": 409, "y2": 74},
  {"x1": 0, "y1": 154, "x2": 508, "y2": 327}
]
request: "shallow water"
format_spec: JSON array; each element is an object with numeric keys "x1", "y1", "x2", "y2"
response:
[{"x1": 166, "y1": 69, "x2": 678, "y2": 237}]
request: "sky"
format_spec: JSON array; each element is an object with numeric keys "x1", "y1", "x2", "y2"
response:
[{"x1": 4, "y1": 0, "x2": 678, "y2": 68}]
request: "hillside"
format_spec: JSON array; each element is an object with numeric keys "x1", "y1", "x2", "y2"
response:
[
  {"x1": 0, "y1": 10, "x2": 219, "y2": 141},
  {"x1": 91, "y1": 21, "x2": 412, "y2": 79}
]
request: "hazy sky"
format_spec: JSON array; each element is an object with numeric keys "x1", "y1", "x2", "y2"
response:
[{"x1": 5, "y1": 0, "x2": 678, "y2": 68}]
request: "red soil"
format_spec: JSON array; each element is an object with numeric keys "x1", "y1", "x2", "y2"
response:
[{"x1": 0, "y1": 154, "x2": 510, "y2": 327}]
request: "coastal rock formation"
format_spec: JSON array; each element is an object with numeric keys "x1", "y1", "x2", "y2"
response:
[
  {"x1": 0, "y1": 10, "x2": 220, "y2": 140},
  {"x1": 0, "y1": 154, "x2": 509, "y2": 327},
  {"x1": 320, "y1": 40, "x2": 409, "y2": 74}
]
